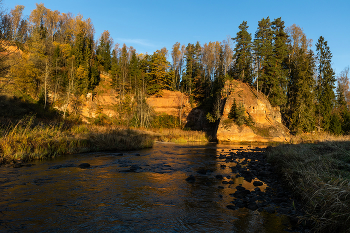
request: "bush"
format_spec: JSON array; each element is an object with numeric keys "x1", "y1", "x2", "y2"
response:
[{"x1": 151, "y1": 113, "x2": 180, "y2": 128}]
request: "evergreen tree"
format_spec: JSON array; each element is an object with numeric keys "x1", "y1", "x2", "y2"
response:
[
  {"x1": 270, "y1": 17, "x2": 289, "y2": 106},
  {"x1": 253, "y1": 17, "x2": 273, "y2": 99},
  {"x1": 286, "y1": 25, "x2": 316, "y2": 133},
  {"x1": 228, "y1": 98, "x2": 246, "y2": 126},
  {"x1": 329, "y1": 112, "x2": 342, "y2": 135},
  {"x1": 147, "y1": 49, "x2": 170, "y2": 95},
  {"x1": 315, "y1": 36, "x2": 336, "y2": 131},
  {"x1": 183, "y1": 42, "x2": 204, "y2": 100},
  {"x1": 96, "y1": 30, "x2": 113, "y2": 72},
  {"x1": 288, "y1": 50, "x2": 316, "y2": 133},
  {"x1": 232, "y1": 21, "x2": 253, "y2": 85}
]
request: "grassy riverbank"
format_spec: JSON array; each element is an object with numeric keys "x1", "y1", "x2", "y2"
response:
[
  {"x1": 149, "y1": 128, "x2": 208, "y2": 143},
  {"x1": 266, "y1": 140, "x2": 350, "y2": 232},
  {"x1": 0, "y1": 117, "x2": 154, "y2": 164}
]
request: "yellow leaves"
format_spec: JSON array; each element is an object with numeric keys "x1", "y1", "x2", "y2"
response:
[
  {"x1": 76, "y1": 66, "x2": 89, "y2": 80},
  {"x1": 150, "y1": 50, "x2": 169, "y2": 80},
  {"x1": 29, "y1": 3, "x2": 47, "y2": 27},
  {"x1": 53, "y1": 41, "x2": 72, "y2": 59},
  {"x1": 10, "y1": 55, "x2": 41, "y2": 98}
]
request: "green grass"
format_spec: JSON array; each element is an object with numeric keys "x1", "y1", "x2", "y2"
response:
[{"x1": 266, "y1": 141, "x2": 350, "y2": 232}]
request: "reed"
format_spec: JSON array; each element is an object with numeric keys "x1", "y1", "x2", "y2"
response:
[
  {"x1": 149, "y1": 128, "x2": 208, "y2": 143},
  {"x1": 0, "y1": 117, "x2": 153, "y2": 164}
]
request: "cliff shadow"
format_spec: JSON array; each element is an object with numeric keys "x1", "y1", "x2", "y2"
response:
[{"x1": 184, "y1": 98, "x2": 227, "y2": 142}]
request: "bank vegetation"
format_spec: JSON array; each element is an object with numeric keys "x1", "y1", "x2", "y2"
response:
[{"x1": 267, "y1": 139, "x2": 350, "y2": 232}]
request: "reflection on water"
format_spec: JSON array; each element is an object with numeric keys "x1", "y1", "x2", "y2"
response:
[{"x1": 0, "y1": 142, "x2": 294, "y2": 232}]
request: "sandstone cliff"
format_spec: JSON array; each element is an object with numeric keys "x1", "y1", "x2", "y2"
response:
[
  {"x1": 60, "y1": 73, "x2": 289, "y2": 143},
  {"x1": 216, "y1": 80, "x2": 290, "y2": 143},
  {"x1": 146, "y1": 90, "x2": 192, "y2": 123}
]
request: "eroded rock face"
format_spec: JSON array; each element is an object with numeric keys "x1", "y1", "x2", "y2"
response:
[
  {"x1": 217, "y1": 80, "x2": 289, "y2": 143},
  {"x1": 146, "y1": 90, "x2": 192, "y2": 122}
]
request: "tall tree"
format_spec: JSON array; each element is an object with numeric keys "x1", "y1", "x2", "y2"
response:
[
  {"x1": 253, "y1": 17, "x2": 273, "y2": 99},
  {"x1": 10, "y1": 5, "x2": 25, "y2": 42},
  {"x1": 96, "y1": 30, "x2": 113, "y2": 72},
  {"x1": 286, "y1": 24, "x2": 316, "y2": 133},
  {"x1": 336, "y1": 67, "x2": 350, "y2": 133},
  {"x1": 336, "y1": 67, "x2": 350, "y2": 110},
  {"x1": 119, "y1": 43, "x2": 129, "y2": 99},
  {"x1": 221, "y1": 37, "x2": 233, "y2": 77},
  {"x1": 171, "y1": 42, "x2": 185, "y2": 90},
  {"x1": 232, "y1": 21, "x2": 253, "y2": 84},
  {"x1": 315, "y1": 36, "x2": 336, "y2": 131},
  {"x1": 147, "y1": 49, "x2": 170, "y2": 95},
  {"x1": 270, "y1": 17, "x2": 289, "y2": 106}
]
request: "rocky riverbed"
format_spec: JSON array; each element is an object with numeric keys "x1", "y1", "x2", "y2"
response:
[{"x1": 0, "y1": 143, "x2": 312, "y2": 232}]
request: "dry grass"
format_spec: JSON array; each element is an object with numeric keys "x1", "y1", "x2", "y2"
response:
[
  {"x1": 266, "y1": 140, "x2": 350, "y2": 232},
  {"x1": 290, "y1": 131, "x2": 350, "y2": 144},
  {"x1": 0, "y1": 117, "x2": 153, "y2": 163},
  {"x1": 149, "y1": 128, "x2": 208, "y2": 143}
]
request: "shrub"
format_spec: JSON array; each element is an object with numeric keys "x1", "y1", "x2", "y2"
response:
[{"x1": 151, "y1": 113, "x2": 180, "y2": 128}]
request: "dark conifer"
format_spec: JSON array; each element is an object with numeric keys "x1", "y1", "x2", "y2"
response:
[
  {"x1": 253, "y1": 17, "x2": 274, "y2": 100},
  {"x1": 315, "y1": 36, "x2": 336, "y2": 131},
  {"x1": 232, "y1": 21, "x2": 253, "y2": 85}
]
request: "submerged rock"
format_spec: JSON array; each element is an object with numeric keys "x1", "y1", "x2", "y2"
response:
[
  {"x1": 78, "y1": 163, "x2": 90, "y2": 169},
  {"x1": 185, "y1": 175, "x2": 196, "y2": 183},
  {"x1": 253, "y1": 181, "x2": 264, "y2": 186}
]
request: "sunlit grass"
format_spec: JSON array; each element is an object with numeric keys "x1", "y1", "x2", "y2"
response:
[
  {"x1": 0, "y1": 117, "x2": 153, "y2": 163},
  {"x1": 266, "y1": 140, "x2": 350, "y2": 232},
  {"x1": 149, "y1": 128, "x2": 208, "y2": 143},
  {"x1": 290, "y1": 131, "x2": 350, "y2": 144}
]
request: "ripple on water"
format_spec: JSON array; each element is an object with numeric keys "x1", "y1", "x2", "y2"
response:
[{"x1": 0, "y1": 142, "x2": 304, "y2": 232}]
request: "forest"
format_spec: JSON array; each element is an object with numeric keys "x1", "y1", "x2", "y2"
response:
[{"x1": 1, "y1": 3, "x2": 350, "y2": 135}]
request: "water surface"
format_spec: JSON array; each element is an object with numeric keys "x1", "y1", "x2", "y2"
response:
[{"x1": 0, "y1": 142, "x2": 295, "y2": 232}]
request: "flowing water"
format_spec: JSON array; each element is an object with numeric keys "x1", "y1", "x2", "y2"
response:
[{"x1": 0, "y1": 142, "x2": 299, "y2": 232}]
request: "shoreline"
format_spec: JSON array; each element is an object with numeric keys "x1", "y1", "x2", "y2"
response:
[{"x1": 2, "y1": 135, "x2": 350, "y2": 231}]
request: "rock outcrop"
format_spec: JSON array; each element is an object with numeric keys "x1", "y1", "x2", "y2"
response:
[
  {"x1": 216, "y1": 80, "x2": 289, "y2": 143},
  {"x1": 146, "y1": 90, "x2": 192, "y2": 122}
]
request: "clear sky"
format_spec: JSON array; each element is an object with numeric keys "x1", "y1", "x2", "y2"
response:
[{"x1": 3, "y1": 0, "x2": 350, "y2": 76}]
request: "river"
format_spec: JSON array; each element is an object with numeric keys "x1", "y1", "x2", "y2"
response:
[{"x1": 0, "y1": 142, "x2": 305, "y2": 232}]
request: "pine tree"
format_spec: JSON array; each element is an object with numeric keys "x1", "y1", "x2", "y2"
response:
[
  {"x1": 147, "y1": 49, "x2": 170, "y2": 95},
  {"x1": 253, "y1": 17, "x2": 273, "y2": 99},
  {"x1": 228, "y1": 98, "x2": 246, "y2": 126},
  {"x1": 315, "y1": 36, "x2": 336, "y2": 131},
  {"x1": 270, "y1": 17, "x2": 289, "y2": 106},
  {"x1": 232, "y1": 21, "x2": 253, "y2": 85}
]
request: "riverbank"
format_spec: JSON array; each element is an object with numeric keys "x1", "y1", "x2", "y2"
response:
[
  {"x1": 266, "y1": 141, "x2": 350, "y2": 232},
  {"x1": 0, "y1": 117, "x2": 154, "y2": 164}
]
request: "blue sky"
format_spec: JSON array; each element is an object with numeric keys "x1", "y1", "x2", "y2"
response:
[{"x1": 3, "y1": 0, "x2": 350, "y2": 75}]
